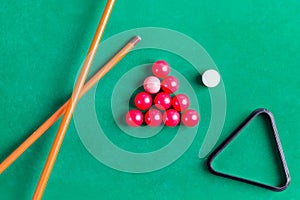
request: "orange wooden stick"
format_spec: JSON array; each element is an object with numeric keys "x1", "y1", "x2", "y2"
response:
[
  {"x1": 32, "y1": 1, "x2": 116, "y2": 199},
  {"x1": 0, "y1": 36, "x2": 140, "y2": 175}
]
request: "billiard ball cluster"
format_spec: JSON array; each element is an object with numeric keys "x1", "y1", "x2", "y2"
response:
[{"x1": 126, "y1": 60, "x2": 200, "y2": 127}]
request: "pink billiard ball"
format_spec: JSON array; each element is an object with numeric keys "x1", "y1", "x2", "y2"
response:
[
  {"x1": 126, "y1": 109, "x2": 144, "y2": 127},
  {"x1": 172, "y1": 94, "x2": 190, "y2": 112},
  {"x1": 154, "y1": 92, "x2": 172, "y2": 110},
  {"x1": 143, "y1": 76, "x2": 161, "y2": 94},
  {"x1": 152, "y1": 60, "x2": 170, "y2": 78},
  {"x1": 181, "y1": 109, "x2": 200, "y2": 127},
  {"x1": 163, "y1": 109, "x2": 181, "y2": 127},
  {"x1": 145, "y1": 109, "x2": 163, "y2": 127},
  {"x1": 134, "y1": 92, "x2": 153, "y2": 110},
  {"x1": 161, "y1": 76, "x2": 179, "y2": 94}
]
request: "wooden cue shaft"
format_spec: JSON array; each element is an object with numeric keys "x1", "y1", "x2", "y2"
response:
[
  {"x1": 31, "y1": 1, "x2": 116, "y2": 199},
  {"x1": 0, "y1": 36, "x2": 140, "y2": 175}
]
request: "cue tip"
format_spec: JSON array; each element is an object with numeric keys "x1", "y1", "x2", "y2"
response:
[{"x1": 130, "y1": 36, "x2": 141, "y2": 46}]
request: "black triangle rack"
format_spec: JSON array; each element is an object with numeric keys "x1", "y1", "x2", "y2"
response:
[{"x1": 207, "y1": 108, "x2": 291, "y2": 192}]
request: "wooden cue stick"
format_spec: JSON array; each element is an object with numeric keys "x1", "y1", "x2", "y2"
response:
[
  {"x1": 32, "y1": 1, "x2": 116, "y2": 199},
  {"x1": 0, "y1": 36, "x2": 141, "y2": 175}
]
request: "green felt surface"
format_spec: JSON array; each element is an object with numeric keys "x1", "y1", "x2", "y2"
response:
[{"x1": 0, "y1": 0, "x2": 300, "y2": 199}]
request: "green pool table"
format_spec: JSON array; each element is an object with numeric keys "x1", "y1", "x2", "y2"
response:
[{"x1": 1, "y1": 0, "x2": 300, "y2": 199}]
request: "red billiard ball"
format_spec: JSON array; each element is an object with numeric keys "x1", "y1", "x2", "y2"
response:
[
  {"x1": 126, "y1": 109, "x2": 144, "y2": 127},
  {"x1": 172, "y1": 94, "x2": 190, "y2": 112},
  {"x1": 152, "y1": 60, "x2": 170, "y2": 78},
  {"x1": 181, "y1": 109, "x2": 200, "y2": 127},
  {"x1": 154, "y1": 92, "x2": 172, "y2": 110},
  {"x1": 163, "y1": 109, "x2": 180, "y2": 127},
  {"x1": 161, "y1": 76, "x2": 179, "y2": 94},
  {"x1": 145, "y1": 109, "x2": 163, "y2": 127},
  {"x1": 134, "y1": 92, "x2": 153, "y2": 110}
]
